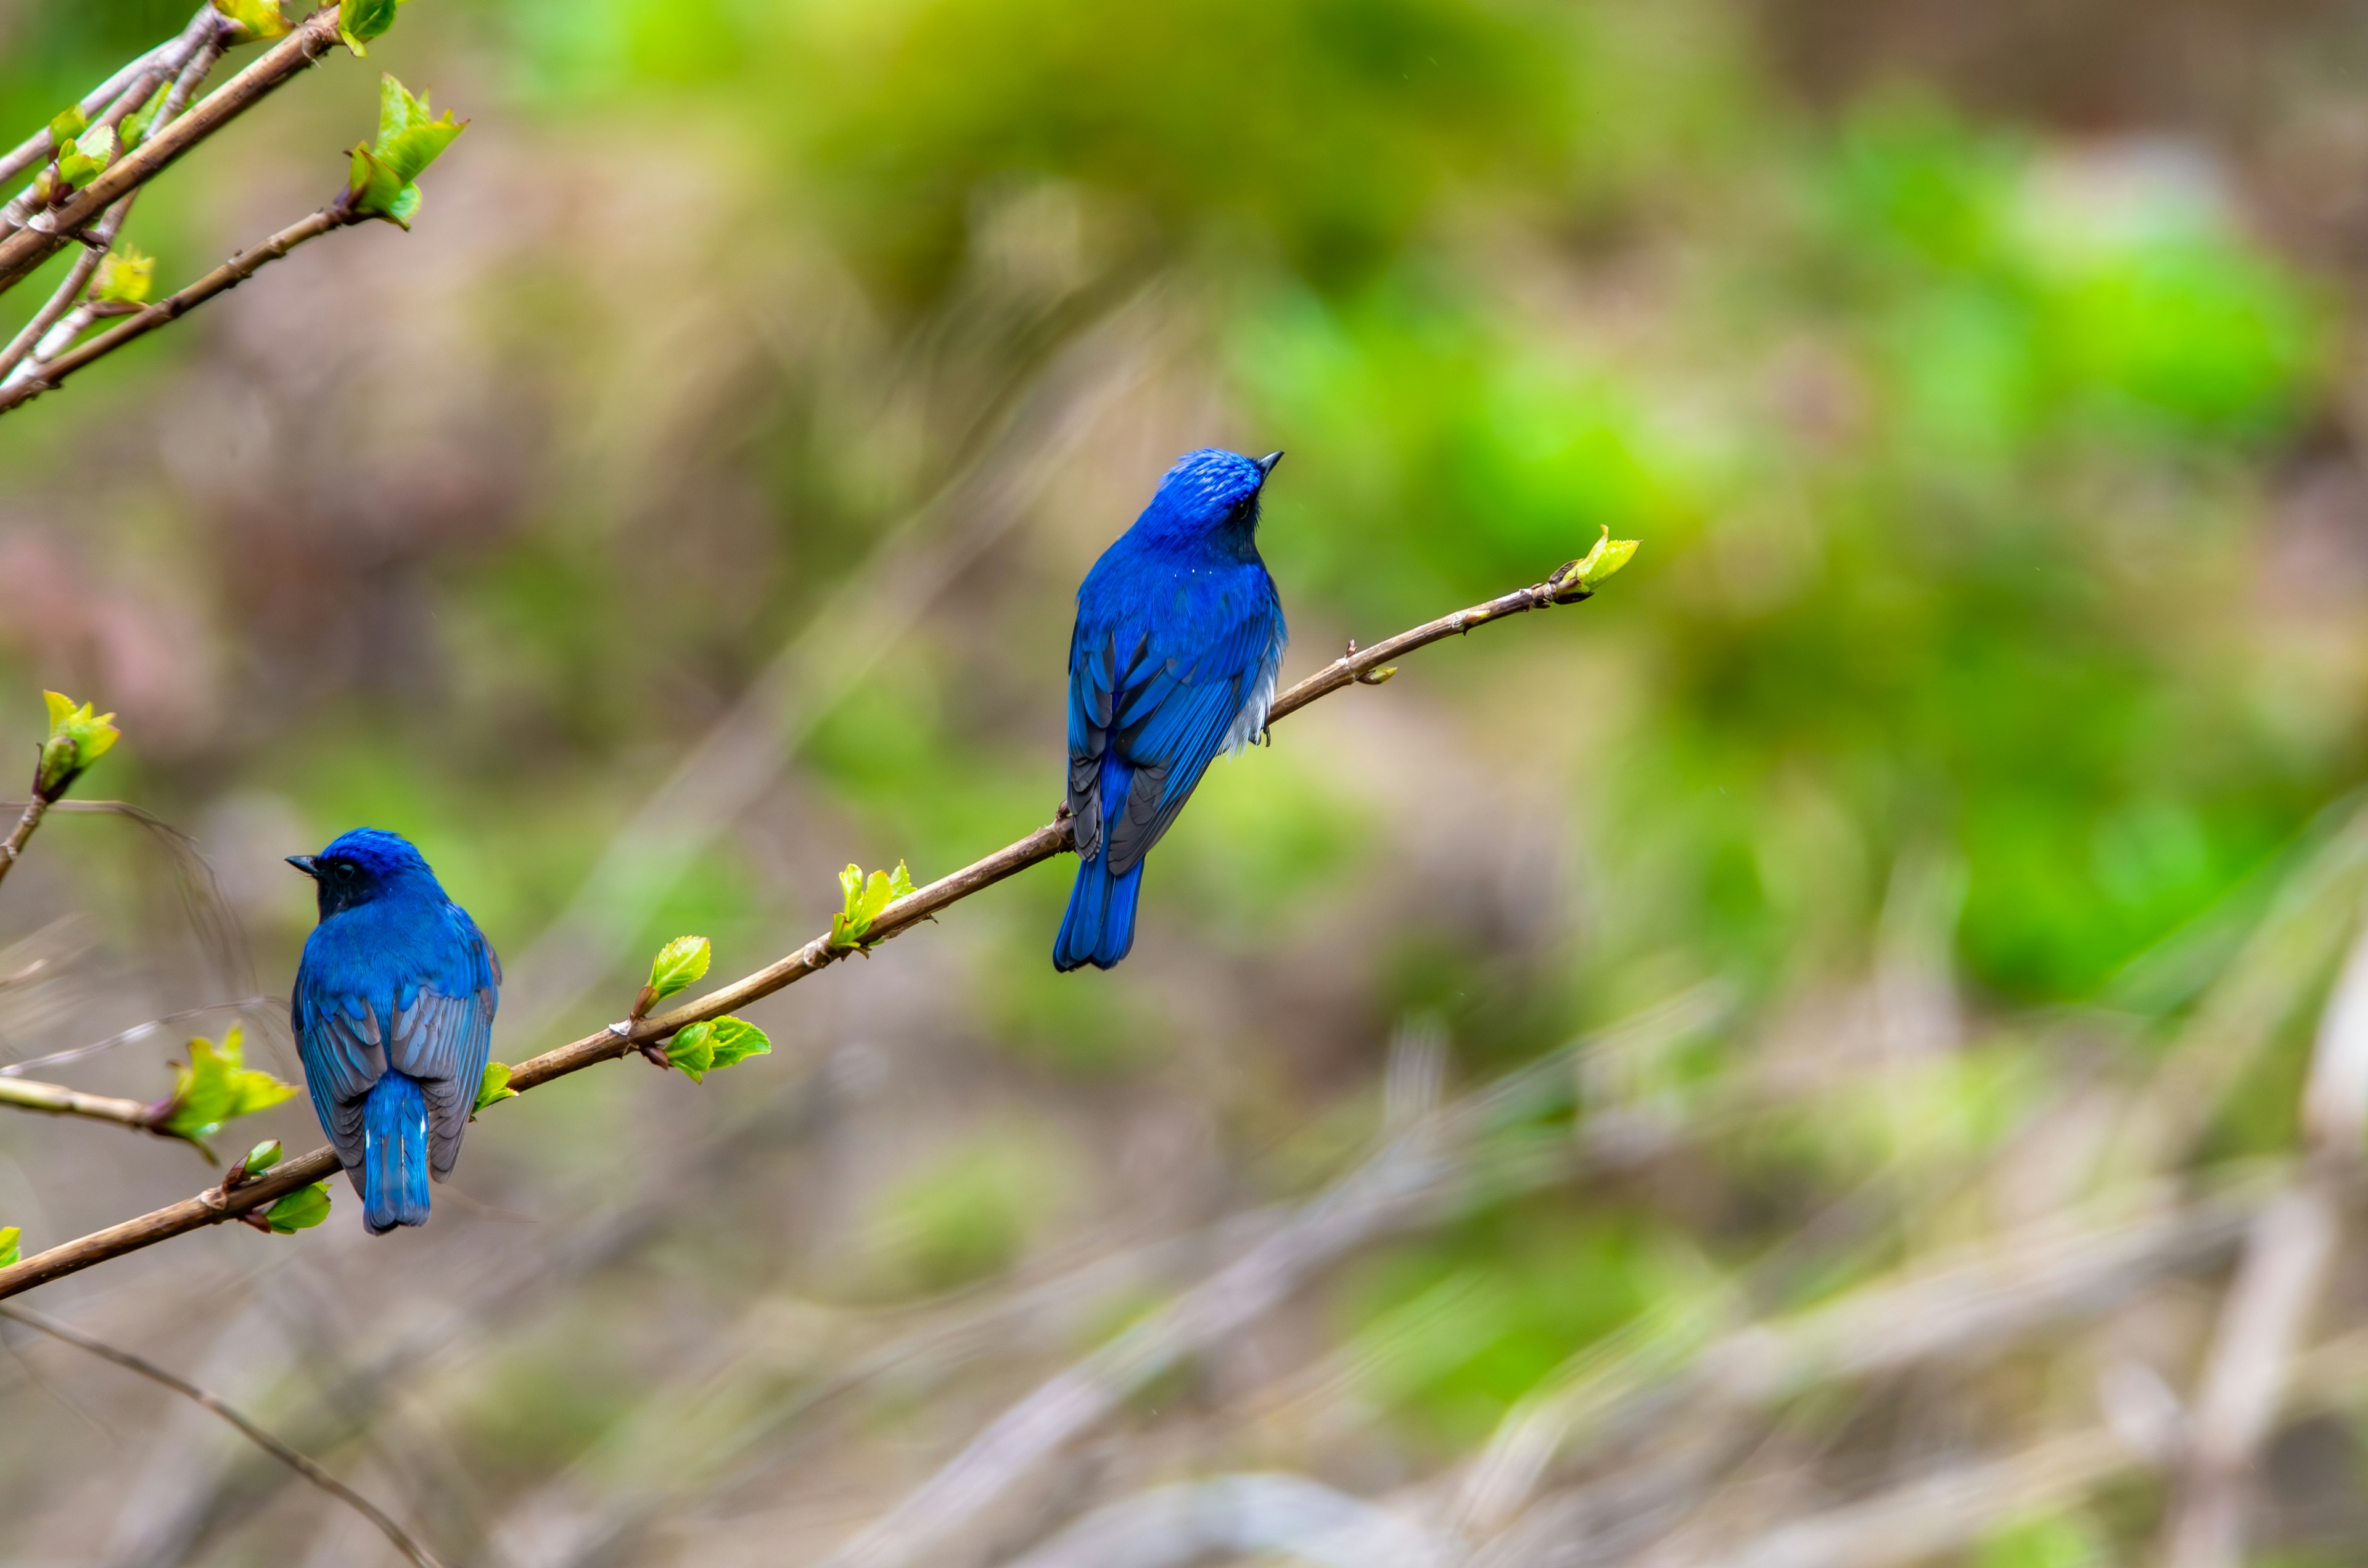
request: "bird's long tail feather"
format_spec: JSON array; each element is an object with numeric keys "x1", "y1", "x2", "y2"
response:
[
  {"x1": 363, "y1": 1072, "x2": 431, "y2": 1234},
  {"x1": 1055, "y1": 852, "x2": 1143, "y2": 971}
]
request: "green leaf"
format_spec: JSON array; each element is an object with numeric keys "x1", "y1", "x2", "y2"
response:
[
  {"x1": 647, "y1": 935, "x2": 711, "y2": 1003},
  {"x1": 95, "y1": 246, "x2": 154, "y2": 306},
  {"x1": 242, "y1": 1138, "x2": 282, "y2": 1174},
  {"x1": 1552, "y1": 527, "x2": 1643, "y2": 602},
  {"x1": 472, "y1": 1060, "x2": 517, "y2": 1112},
  {"x1": 0, "y1": 1226, "x2": 17, "y2": 1268},
  {"x1": 46, "y1": 107, "x2": 85, "y2": 148},
  {"x1": 36, "y1": 691, "x2": 119, "y2": 795},
  {"x1": 265, "y1": 1182, "x2": 331, "y2": 1234},
  {"x1": 159, "y1": 1026, "x2": 297, "y2": 1154},
  {"x1": 54, "y1": 123, "x2": 115, "y2": 191},
  {"x1": 340, "y1": 76, "x2": 464, "y2": 228},
  {"x1": 337, "y1": 0, "x2": 408, "y2": 54},
  {"x1": 707, "y1": 1016, "x2": 771, "y2": 1070},
  {"x1": 829, "y1": 860, "x2": 917, "y2": 951},
  {"x1": 212, "y1": 0, "x2": 291, "y2": 41},
  {"x1": 665, "y1": 1021, "x2": 717, "y2": 1083}
]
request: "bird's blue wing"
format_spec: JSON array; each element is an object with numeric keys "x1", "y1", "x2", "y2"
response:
[
  {"x1": 1067, "y1": 583, "x2": 1282, "y2": 877},
  {"x1": 291, "y1": 967, "x2": 385, "y2": 1174},
  {"x1": 384, "y1": 906, "x2": 501, "y2": 1179}
]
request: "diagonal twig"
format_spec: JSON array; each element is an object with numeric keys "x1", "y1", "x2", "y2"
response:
[
  {"x1": 0, "y1": 1303, "x2": 453, "y2": 1568},
  {"x1": 0, "y1": 562, "x2": 1616, "y2": 1301}
]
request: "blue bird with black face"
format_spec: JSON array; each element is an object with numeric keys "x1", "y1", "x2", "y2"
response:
[
  {"x1": 1058, "y1": 447, "x2": 1289, "y2": 971},
  {"x1": 287, "y1": 829, "x2": 500, "y2": 1233}
]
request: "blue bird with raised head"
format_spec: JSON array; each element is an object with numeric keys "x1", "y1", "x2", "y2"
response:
[
  {"x1": 1058, "y1": 447, "x2": 1288, "y2": 970},
  {"x1": 287, "y1": 829, "x2": 500, "y2": 1233}
]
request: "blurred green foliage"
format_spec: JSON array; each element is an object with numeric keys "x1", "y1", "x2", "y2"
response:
[{"x1": 0, "y1": 1, "x2": 2362, "y2": 1544}]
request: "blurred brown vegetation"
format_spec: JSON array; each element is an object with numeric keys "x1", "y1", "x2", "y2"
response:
[{"x1": 7, "y1": 1, "x2": 2368, "y2": 1565}]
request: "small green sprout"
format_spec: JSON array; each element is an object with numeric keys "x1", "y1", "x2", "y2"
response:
[
  {"x1": 340, "y1": 74, "x2": 464, "y2": 228},
  {"x1": 263, "y1": 1182, "x2": 331, "y2": 1234},
  {"x1": 94, "y1": 247, "x2": 154, "y2": 307},
  {"x1": 212, "y1": 0, "x2": 292, "y2": 41},
  {"x1": 664, "y1": 1016, "x2": 771, "y2": 1083},
  {"x1": 36, "y1": 691, "x2": 120, "y2": 797},
  {"x1": 337, "y1": 0, "x2": 411, "y2": 55},
  {"x1": 0, "y1": 1226, "x2": 17, "y2": 1268},
  {"x1": 1552, "y1": 527, "x2": 1642, "y2": 603},
  {"x1": 472, "y1": 1060, "x2": 517, "y2": 1113},
  {"x1": 829, "y1": 861, "x2": 917, "y2": 953},
  {"x1": 156, "y1": 1026, "x2": 297, "y2": 1159}
]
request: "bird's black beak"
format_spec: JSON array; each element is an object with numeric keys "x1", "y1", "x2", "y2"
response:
[
  {"x1": 286, "y1": 855, "x2": 318, "y2": 879},
  {"x1": 1255, "y1": 450, "x2": 1284, "y2": 478}
]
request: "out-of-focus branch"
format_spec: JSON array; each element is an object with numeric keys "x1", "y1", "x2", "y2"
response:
[
  {"x1": 0, "y1": 563, "x2": 1619, "y2": 1301},
  {"x1": 1006, "y1": 1473, "x2": 1452, "y2": 1568},
  {"x1": 2160, "y1": 911, "x2": 2368, "y2": 1568},
  {"x1": 0, "y1": 1073, "x2": 171, "y2": 1138},
  {"x1": 0, "y1": 16, "x2": 229, "y2": 396},
  {"x1": 0, "y1": 205, "x2": 353, "y2": 415},
  {"x1": 0, "y1": 1302, "x2": 453, "y2": 1568},
  {"x1": 0, "y1": 7, "x2": 342, "y2": 295},
  {"x1": 0, "y1": 4, "x2": 216, "y2": 191},
  {"x1": 0, "y1": 998, "x2": 274, "y2": 1080}
]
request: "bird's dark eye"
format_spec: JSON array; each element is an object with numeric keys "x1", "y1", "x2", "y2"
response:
[{"x1": 335, "y1": 862, "x2": 356, "y2": 880}]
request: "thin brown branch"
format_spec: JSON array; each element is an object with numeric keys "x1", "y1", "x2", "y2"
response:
[
  {"x1": 0, "y1": 565, "x2": 1606, "y2": 1300},
  {"x1": 0, "y1": 7, "x2": 341, "y2": 296},
  {"x1": 0, "y1": 15, "x2": 228, "y2": 390},
  {"x1": 0, "y1": 1302, "x2": 453, "y2": 1568},
  {"x1": 0, "y1": 5, "x2": 216, "y2": 191},
  {"x1": 0, "y1": 1073, "x2": 168, "y2": 1136},
  {"x1": 0, "y1": 792, "x2": 46, "y2": 893},
  {"x1": 0, "y1": 205, "x2": 351, "y2": 415},
  {"x1": 0, "y1": 997, "x2": 275, "y2": 1079}
]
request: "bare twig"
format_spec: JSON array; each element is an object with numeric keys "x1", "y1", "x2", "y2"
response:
[
  {"x1": 0, "y1": 1303, "x2": 453, "y2": 1568},
  {"x1": 0, "y1": 1073, "x2": 171, "y2": 1138},
  {"x1": 2160, "y1": 909, "x2": 2368, "y2": 1568},
  {"x1": 0, "y1": 7, "x2": 342, "y2": 295},
  {"x1": 0, "y1": 998, "x2": 275, "y2": 1079},
  {"x1": 0, "y1": 564, "x2": 1610, "y2": 1301},
  {"x1": 0, "y1": 205, "x2": 353, "y2": 414},
  {"x1": 0, "y1": 793, "x2": 47, "y2": 893}
]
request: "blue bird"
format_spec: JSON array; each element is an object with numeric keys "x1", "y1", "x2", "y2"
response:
[
  {"x1": 1058, "y1": 447, "x2": 1289, "y2": 971},
  {"x1": 287, "y1": 829, "x2": 500, "y2": 1234}
]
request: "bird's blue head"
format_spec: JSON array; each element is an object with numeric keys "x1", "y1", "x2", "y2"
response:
[
  {"x1": 1134, "y1": 448, "x2": 1282, "y2": 556},
  {"x1": 287, "y1": 828, "x2": 443, "y2": 919}
]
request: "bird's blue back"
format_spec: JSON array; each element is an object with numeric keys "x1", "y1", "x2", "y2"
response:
[
  {"x1": 1057, "y1": 448, "x2": 1287, "y2": 970},
  {"x1": 290, "y1": 828, "x2": 500, "y2": 1233}
]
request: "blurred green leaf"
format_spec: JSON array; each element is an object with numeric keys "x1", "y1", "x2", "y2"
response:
[
  {"x1": 54, "y1": 121, "x2": 114, "y2": 190},
  {"x1": 159, "y1": 1026, "x2": 297, "y2": 1155},
  {"x1": 337, "y1": 0, "x2": 409, "y2": 55},
  {"x1": 646, "y1": 934, "x2": 710, "y2": 1001},
  {"x1": 37, "y1": 691, "x2": 119, "y2": 796},
  {"x1": 706, "y1": 1016, "x2": 770, "y2": 1070},
  {"x1": 242, "y1": 1138, "x2": 282, "y2": 1174},
  {"x1": 94, "y1": 246, "x2": 154, "y2": 306},
  {"x1": 0, "y1": 1226, "x2": 17, "y2": 1269},
  {"x1": 264, "y1": 1182, "x2": 331, "y2": 1234},
  {"x1": 664, "y1": 1020, "x2": 716, "y2": 1082},
  {"x1": 46, "y1": 106, "x2": 84, "y2": 148},
  {"x1": 472, "y1": 1060, "x2": 517, "y2": 1112},
  {"x1": 212, "y1": 0, "x2": 290, "y2": 42},
  {"x1": 341, "y1": 73, "x2": 464, "y2": 228},
  {"x1": 829, "y1": 860, "x2": 916, "y2": 951}
]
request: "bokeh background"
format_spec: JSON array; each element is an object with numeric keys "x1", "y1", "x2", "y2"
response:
[{"x1": 4, "y1": 2, "x2": 2368, "y2": 1564}]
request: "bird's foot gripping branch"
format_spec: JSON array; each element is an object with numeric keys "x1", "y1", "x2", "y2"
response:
[{"x1": 0, "y1": 542, "x2": 1637, "y2": 1300}]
